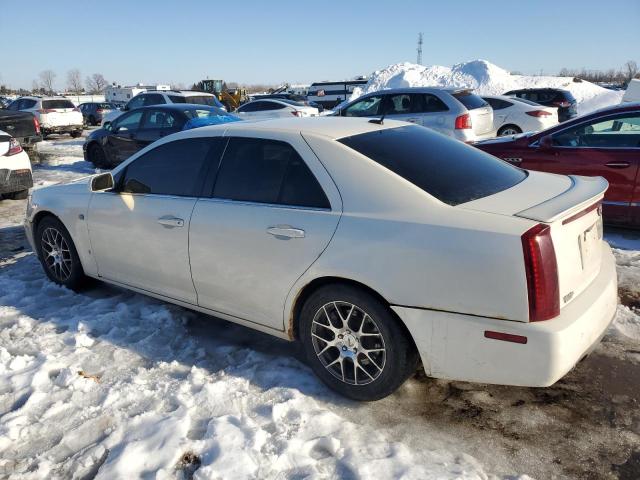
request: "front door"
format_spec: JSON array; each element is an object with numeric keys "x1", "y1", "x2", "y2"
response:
[
  {"x1": 189, "y1": 135, "x2": 341, "y2": 330},
  {"x1": 87, "y1": 137, "x2": 217, "y2": 303},
  {"x1": 531, "y1": 112, "x2": 640, "y2": 225},
  {"x1": 104, "y1": 110, "x2": 144, "y2": 164}
]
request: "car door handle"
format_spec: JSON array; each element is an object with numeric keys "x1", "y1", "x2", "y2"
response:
[
  {"x1": 157, "y1": 216, "x2": 184, "y2": 228},
  {"x1": 605, "y1": 161, "x2": 631, "y2": 169},
  {"x1": 266, "y1": 225, "x2": 305, "y2": 238}
]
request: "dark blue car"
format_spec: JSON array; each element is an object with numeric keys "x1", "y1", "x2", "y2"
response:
[{"x1": 83, "y1": 104, "x2": 240, "y2": 168}]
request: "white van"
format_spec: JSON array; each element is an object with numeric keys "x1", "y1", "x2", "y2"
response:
[{"x1": 622, "y1": 78, "x2": 640, "y2": 103}]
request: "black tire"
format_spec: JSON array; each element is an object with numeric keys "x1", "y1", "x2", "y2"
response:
[
  {"x1": 89, "y1": 115, "x2": 96, "y2": 126},
  {"x1": 70, "y1": 130, "x2": 82, "y2": 138},
  {"x1": 9, "y1": 189, "x2": 29, "y2": 200},
  {"x1": 299, "y1": 284, "x2": 419, "y2": 401},
  {"x1": 88, "y1": 143, "x2": 108, "y2": 168},
  {"x1": 35, "y1": 216, "x2": 88, "y2": 290},
  {"x1": 497, "y1": 124, "x2": 522, "y2": 136}
]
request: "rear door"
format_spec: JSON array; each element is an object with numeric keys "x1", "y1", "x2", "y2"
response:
[
  {"x1": 87, "y1": 137, "x2": 218, "y2": 303},
  {"x1": 189, "y1": 134, "x2": 341, "y2": 330},
  {"x1": 104, "y1": 110, "x2": 144, "y2": 164},
  {"x1": 531, "y1": 112, "x2": 640, "y2": 224}
]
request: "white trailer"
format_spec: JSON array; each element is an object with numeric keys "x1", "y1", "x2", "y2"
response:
[{"x1": 104, "y1": 84, "x2": 170, "y2": 105}]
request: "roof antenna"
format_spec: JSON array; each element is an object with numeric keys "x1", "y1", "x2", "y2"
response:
[{"x1": 369, "y1": 113, "x2": 385, "y2": 125}]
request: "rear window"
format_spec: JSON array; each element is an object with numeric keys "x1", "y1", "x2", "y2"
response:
[
  {"x1": 42, "y1": 100, "x2": 76, "y2": 109},
  {"x1": 338, "y1": 125, "x2": 527, "y2": 206},
  {"x1": 510, "y1": 97, "x2": 541, "y2": 106},
  {"x1": 452, "y1": 92, "x2": 488, "y2": 110}
]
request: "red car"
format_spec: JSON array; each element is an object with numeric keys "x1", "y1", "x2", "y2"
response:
[{"x1": 475, "y1": 103, "x2": 640, "y2": 227}]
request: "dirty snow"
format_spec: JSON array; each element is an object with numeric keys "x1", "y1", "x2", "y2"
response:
[
  {"x1": 346, "y1": 60, "x2": 624, "y2": 115},
  {"x1": 0, "y1": 134, "x2": 639, "y2": 479}
]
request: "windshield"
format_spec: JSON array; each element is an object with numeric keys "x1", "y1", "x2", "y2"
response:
[{"x1": 338, "y1": 125, "x2": 527, "y2": 206}]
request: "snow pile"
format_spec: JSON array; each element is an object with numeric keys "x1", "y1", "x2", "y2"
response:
[{"x1": 349, "y1": 60, "x2": 624, "y2": 114}]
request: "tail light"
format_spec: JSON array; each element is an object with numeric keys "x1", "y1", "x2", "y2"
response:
[
  {"x1": 454, "y1": 113, "x2": 472, "y2": 129},
  {"x1": 7, "y1": 137, "x2": 23, "y2": 156},
  {"x1": 552, "y1": 100, "x2": 571, "y2": 108},
  {"x1": 291, "y1": 111, "x2": 303, "y2": 117},
  {"x1": 526, "y1": 110, "x2": 552, "y2": 117},
  {"x1": 521, "y1": 224, "x2": 559, "y2": 321},
  {"x1": 33, "y1": 116, "x2": 41, "y2": 135}
]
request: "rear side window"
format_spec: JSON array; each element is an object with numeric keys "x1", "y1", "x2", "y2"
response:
[
  {"x1": 452, "y1": 92, "x2": 488, "y2": 110},
  {"x1": 42, "y1": 100, "x2": 75, "y2": 109},
  {"x1": 338, "y1": 125, "x2": 527, "y2": 206},
  {"x1": 484, "y1": 98, "x2": 512, "y2": 110},
  {"x1": 121, "y1": 138, "x2": 216, "y2": 196},
  {"x1": 414, "y1": 94, "x2": 449, "y2": 113},
  {"x1": 143, "y1": 94, "x2": 165, "y2": 106},
  {"x1": 21, "y1": 99, "x2": 38, "y2": 109},
  {"x1": 213, "y1": 138, "x2": 329, "y2": 208}
]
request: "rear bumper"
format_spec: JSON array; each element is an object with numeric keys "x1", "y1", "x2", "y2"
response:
[
  {"x1": 0, "y1": 168, "x2": 33, "y2": 194},
  {"x1": 42, "y1": 125, "x2": 83, "y2": 133},
  {"x1": 393, "y1": 244, "x2": 617, "y2": 387},
  {"x1": 16, "y1": 135, "x2": 42, "y2": 148}
]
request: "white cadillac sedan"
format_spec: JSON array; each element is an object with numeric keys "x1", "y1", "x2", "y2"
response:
[{"x1": 24, "y1": 117, "x2": 617, "y2": 401}]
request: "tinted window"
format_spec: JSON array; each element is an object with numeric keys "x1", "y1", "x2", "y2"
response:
[
  {"x1": 7, "y1": 100, "x2": 20, "y2": 111},
  {"x1": 552, "y1": 114, "x2": 640, "y2": 148},
  {"x1": 141, "y1": 109, "x2": 182, "y2": 129},
  {"x1": 121, "y1": 138, "x2": 216, "y2": 196},
  {"x1": 510, "y1": 97, "x2": 541, "y2": 107},
  {"x1": 237, "y1": 102, "x2": 260, "y2": 112},
  {"x1": 386, "y1": 94, "x2": 412, "y2": 114},
  {"x1": 213, "y1": 138, "x2": 329, "y2": 208},
  {"x1": 114, "y1": 111, "x2": 143, "y2": 131},
  {"x1": 168, "y1": 95, "x2": 223, "y2": 108},
  {"x1": 452, "y1": 92, "x2": 488, "y2": 110},
  {"x1": 415, "y1": 94, "x2": 449, "y2": 113},
  {"x1": 127, "y1": 95, "x2": 146, "y2": 109},
  {"x1": 339, "y1": 125, "x2": 527, "y2": 206},
  {"x1": 143, "y1": 94, "x2": 165, "y2": 106},
  {"x1": 42, "y1": 99, "x2": 75, "y2": 109},
  {"x1": 23, "y1": 99, "x2": 37, "y2": 109},
  {"x1": 343, "y1": 95, "x2": 384, "y2": 117},
  {"x1": 483, "y1": 98, "x2": 512, "y2": 110},
  {"x1": 259, "y1": 101, "x2": 285, "y2": 111}
]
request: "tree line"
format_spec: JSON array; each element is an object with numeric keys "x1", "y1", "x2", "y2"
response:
[
  {"x1": 28, "y1": 69, "x2": 108, "y2": 95},
  {"x1": 559, "y1": 60, "x2": 638, "y2": 85}
]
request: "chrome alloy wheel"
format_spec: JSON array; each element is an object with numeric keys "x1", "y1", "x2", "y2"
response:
[
  {"x1": 500, "y1": 127, "x2": 520, "y2": 136},
  {"x1": 311, "y1": 301, "x2": 386, "y2": 386},
  {"x1": 40, "y1": 227, "x2": 72, "y2": 282}
]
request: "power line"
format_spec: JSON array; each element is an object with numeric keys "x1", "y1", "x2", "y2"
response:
[{"x1": 417, "y1": 32, "x2": 423, "y2": 65}]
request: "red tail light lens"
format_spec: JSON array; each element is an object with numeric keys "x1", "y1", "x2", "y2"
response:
[
  {"x1": 454, "y1": 113, "x2": 472, "y2": 129},
  {"x1": 526, "y1": 110, "x2": 552, "y2": 117},
  {"x1": 291, "y1": 111, "x2": 302, "y2": 117},
  {"x1": 7, "y1": 137, "x2": 23, "y2": 156},
  {"x1": 33, "y1": 116, "x2": 41, "y2": 135},
  {"x1": 521, "y1": 224, "x2": 559, "y2": 322}
]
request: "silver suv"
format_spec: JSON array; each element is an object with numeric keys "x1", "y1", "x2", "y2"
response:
[
  {"x1": 101, "y1": 90, "x2": 225, "y2": 125},
  {"x1": 333, "y1": 88, "x2": 494, "y2": 142}
]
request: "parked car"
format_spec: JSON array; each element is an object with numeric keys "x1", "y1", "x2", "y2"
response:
[
  {"x1": 84, "y1": 104, "x2": 240, "y2": 168},
  {"x1": 7, "y1": 96, "x2": 83, "y2": 138},
  {"x1": 250, "y1": 93, "x2": 324, "y2": 112},
  {"x1": 78, "y1": 102, "x2": 119, "y2": 126},
  {"x1": 503, "y1": 88, "x2": 577, "y2": 122},
  {"x1": 0, "y1": 109, "x2": 42, "y2": 155},
  {"x1": 475, "y1": 102, "x2": 640, "y2": 226},
  {"x1": 101, "y1": 90, "x2": 226, "y2": 126},
  {"x1": 234, "y1": 99, "x2": 319, "y2": 119},
  {"x1": 26, "y1": 117, "x2": 616, "y2": 401},
  {"x1": 482, "y1": 95, "x2": 558, "y2": 136},
  {"x1": 333, "y1": 88, "x2": 494, "y2": 142},
  {"x1": 307, "y1": 79, "x2": 369, "y2": 109},
  {"x1": 0, "y1": 129, "x2": 33, "y2": 200}
]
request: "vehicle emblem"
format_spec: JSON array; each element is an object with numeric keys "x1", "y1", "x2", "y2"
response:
[
  {"x1": 563, "y1": 291, "x2": 574, "y2": 304},
  {"x1": 503, "y1": 157, "x2": 522, "y2": 163}
]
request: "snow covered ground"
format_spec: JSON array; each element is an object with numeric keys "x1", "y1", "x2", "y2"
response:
[
  {"x1": 344, "y1": 60, "x2": 624, "y2": 115},
  {"x1": 0, "y1": 135, "x2": 639, "y2": 479}
]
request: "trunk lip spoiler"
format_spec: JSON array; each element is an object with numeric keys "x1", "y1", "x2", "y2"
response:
[{"x1": 514, "y1": 175, "x2": 608, "y2": 223}]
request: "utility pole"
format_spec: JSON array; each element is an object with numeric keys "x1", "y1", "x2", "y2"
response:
[{"x1": 417, "y1": 32, "x2": 423, "y2": 65}]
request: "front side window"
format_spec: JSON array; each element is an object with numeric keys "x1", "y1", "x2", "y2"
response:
[
  {"x1": 343, "y1": 95, "x2": 384, "y2": 117},
  {"x1": 120, "y1": 138, "x2": 216, "y2": 196},
  {"x1": 126, "y1": 95, "x2": 146, "y2": 109},
  {"x1": 339, "y1": 125, "x2": 527, "y2": 206},
  {"x1": 213, "y1": 138, "x2": 329, "y2": 208},
  {"x1": 140, "y1": 110, "x2": 181, "y2": 130},
  {"x1": 114, "y1": 111, "x2": 143, "y2": 132},
  {"x1": 552, "y1": 114, "x2": 640, "y2": 148}
]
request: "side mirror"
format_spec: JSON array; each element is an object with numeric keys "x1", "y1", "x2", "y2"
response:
[
  {"x1": 91, "y1": 172, "x2": 114, "y2": 191},
  {"x1": 103, "y1": 121, "x2": 112, "y2": 130},
  {"x1": 538, "y1": 135, "x2": 554, "y2": 149}
]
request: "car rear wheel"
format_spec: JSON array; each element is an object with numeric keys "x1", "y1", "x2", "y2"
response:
[
  {"x1": 36, "y1": 216, "x2": 87, "y2": 290},
  {"x1": 70, "y1": 130, "x2": 82, "y2": 138},
  {"x1": 88, "y1": 143, "x2": 108, "y2": 168},
  {"x1": 497, "y1": 125, "x2": 522, "y2": 136},
  {"x1": 299, "y1": 284, "x2": 419, "y2": 401}
]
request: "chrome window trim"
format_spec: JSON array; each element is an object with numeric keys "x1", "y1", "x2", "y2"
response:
[{"x1": 195, "y1": 196, "x2": 333, "y2": 212}]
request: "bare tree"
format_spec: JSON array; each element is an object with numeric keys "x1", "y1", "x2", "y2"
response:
[
  {"x1": 85, "y1": 73, "x2": 108, "y2": 94},
  {"x1": 39, "y1": 70, "x2": 56, "y2": 94},
  {"x1": 66, "y1": 69, "x2": 83, "y2": 93},
  {"x1": 624, "y1": 60, "x2": 638, "y2": 82}
]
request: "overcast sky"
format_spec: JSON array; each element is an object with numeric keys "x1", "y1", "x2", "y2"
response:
[{"x1": 1, "y1": 0, "x2": 638, "y2": 89}]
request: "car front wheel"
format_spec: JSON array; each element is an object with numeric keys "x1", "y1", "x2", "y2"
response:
[
  {"x1": 299, "y1": 284, "x2": 419, "y2": 401},
  {"x1": 36, "y1": 216, "x2": 87, "y2": 290},
  {"x1": 88, "y1": 143, "x2": 108, "y2": 168}
]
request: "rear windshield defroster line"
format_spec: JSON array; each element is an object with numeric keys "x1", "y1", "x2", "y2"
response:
[{"x1": 338, "y1": 125, "x2": 527, "y2": 206}]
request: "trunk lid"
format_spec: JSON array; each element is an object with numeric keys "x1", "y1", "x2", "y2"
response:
[
  {"x1": 0, "y1": 111, "x2": 37, "y2": 138},
  {"x1": 461, "y1": 171, "x2": 608, "y2": 312},
  {"x1": 468, "y1": 104, "x2": 494, "y2": 136}
]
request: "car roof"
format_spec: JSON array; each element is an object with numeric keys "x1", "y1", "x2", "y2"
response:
[
  {"x1": 196, "y1": 116, "x2": 407, "y2": 139},
  {"x1": 131, "y1": 103, "x2": 225, "y2": 112},
  {"x1": 358, "y1": 87, "x2": 472, "y2": 96},
  {"x1": 504, "y1": 88, "x2": 570, "y2": 93}
]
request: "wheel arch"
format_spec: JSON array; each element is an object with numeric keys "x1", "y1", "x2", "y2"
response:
[
  {"x1": 497, "y1": 123, "x2": 522, "y2": 135},
  {"x1": 287, "y1": 276, "x2": 419, "y2": 353}
]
